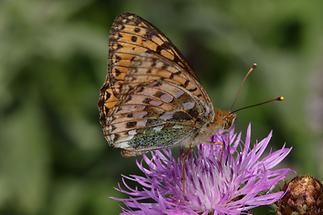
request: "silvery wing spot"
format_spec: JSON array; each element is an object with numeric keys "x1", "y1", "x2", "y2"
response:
[{"x1": 98, "y1": 12, "x2": 235, "y2": 157}]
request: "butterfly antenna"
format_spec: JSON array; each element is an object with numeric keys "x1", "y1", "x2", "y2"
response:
[
  {"x1": 230, "y1": 63, "x2": 257, "y2": 110},
  {"x1": 230, "y1": 96, "x2": 284, "y2": 113}
]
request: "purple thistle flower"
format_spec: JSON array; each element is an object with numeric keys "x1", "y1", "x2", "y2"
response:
[{"x1": 113, "y1": 124, "x2": 293, "y2": 215}]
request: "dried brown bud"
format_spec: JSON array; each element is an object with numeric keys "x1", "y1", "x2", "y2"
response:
[{"x1": 276, "y1": 176, "x2": 323, "y2": 215}]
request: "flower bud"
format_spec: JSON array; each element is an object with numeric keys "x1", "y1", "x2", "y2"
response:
[{"x1": 276, "y1": 176, "x2": 323, "y2": 215}]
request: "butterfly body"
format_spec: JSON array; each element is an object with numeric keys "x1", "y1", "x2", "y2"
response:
[{"x1": 99, "y1": 13, "x2": 235, "y2": 157}]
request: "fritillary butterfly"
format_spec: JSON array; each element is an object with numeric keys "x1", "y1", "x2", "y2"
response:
[{"x1": 98, "y1": 12, "x2": 235, "y2": 157}]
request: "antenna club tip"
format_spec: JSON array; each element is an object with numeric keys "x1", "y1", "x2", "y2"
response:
[
  {"x1": 252, "y1": 63, "x2": 257, "y2": 68},
  {"x1": 277, "y1": 96, "x2": 284, "y2": 101}
]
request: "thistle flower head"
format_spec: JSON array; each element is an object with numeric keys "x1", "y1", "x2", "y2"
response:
[{"x1": 114, "y1": 124, "x2": 292, "y2": 215}]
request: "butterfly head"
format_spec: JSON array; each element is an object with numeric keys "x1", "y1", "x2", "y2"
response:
[{"x1": 214, "y1": 110, "x2": 236, "y2": 130}]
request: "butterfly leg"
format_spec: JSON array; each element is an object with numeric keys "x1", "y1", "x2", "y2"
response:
[{"x1": 206, "y1": 140, "x2": 225, "y2": 161}]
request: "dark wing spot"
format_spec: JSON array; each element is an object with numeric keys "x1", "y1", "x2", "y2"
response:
[
  {"x1": 136, "y1": 86, "x2": 145, "y2": 93},
  {"x1": 156, "y1": 42, "x2": 170, "y2": 54},
  {"x1": 173, "y1": 55, "x2": 182, "y2": 66},
  {"x1": 134, "y1": 27, "x2": 141, "y2": 33},
  {"x1": 116, "y1": 24, "x2": 125, "y2": 30},
  {"x1": 115, "y1": 55, "x2": 122, "y2": 62},
  {"x1": 126, "y1": 121, "x2": 137, "y2": 128},
  {"x1": 143, "y1": 98, "x2": 152, "y2": 104},
  {"x1": 114, "y1": 68, "x2": 121, "y2": 76},
  {"x1": 117, "y1": 43, "x2": 123, "y2": 50},
  {"x1": 152, "y1": 81, "x2": 162, "y2": 87},
  {"x1": 188, "y1": 87, "x2": 197, "y2": 92},
  {"x1": 124, "y1": 95, "x2": 132, "y2": 103},
  {"x1": 131, "y1": 36, "x2": 137, "y2": 42},
  {"x1": 154, "y1": 91, "x2": 164, "y2": 98},
  {"x1": 145, "y1": 31, "x2": 154, "y2": 39},
  {"x1": 133, "y1": 17, "x2": 141, "y2": 25},
  {"x1": 188, "y1": 108, "x2": 200, "y2": 118},
  {"x1": 156, "y1": 45, "x2": 162, "y2": 54},
  {"x1": 114, "y1": 133, "x2": 120, "y2": 141},
  {"x1": 145, "y1": 49, "x2": 153, "y2": 54},
  {"x1": 111, "y1": 124, "x2": 117, "y2": 131},
  {"x1": 98, "y1": 98, "x2": 105, "y2": 108},
  {"x1": 183, "y1": 80, "x2": 190, "y2": 88},
  {"x1": 127, "y1": 113, "x2": 133, "y2": 118},
  {"x1": 104, "y1": 91, "x2": 111, "y2": 100},
  {"x1": 172, "y1": 111, "x2": 192, "y2": 121},
  {"x1": 197, "y1": 94, "x2": 203, "y2": 98}
]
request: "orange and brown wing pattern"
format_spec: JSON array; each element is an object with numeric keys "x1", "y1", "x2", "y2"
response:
[
  {"x1": 108, "y1": 12, "x2": 197, "y2": 82},
  {"x1": 98, "y1": 13, "x2": 215, "y2": 156}
]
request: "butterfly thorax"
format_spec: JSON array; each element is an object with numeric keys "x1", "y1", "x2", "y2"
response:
[{"x1": 188, "y1": 109, "x2": 236, "y2": 146}]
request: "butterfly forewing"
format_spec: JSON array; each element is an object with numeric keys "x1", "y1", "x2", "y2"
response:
[{"x1": 99, "y1": 13, "x2": 215, "y2": 156}]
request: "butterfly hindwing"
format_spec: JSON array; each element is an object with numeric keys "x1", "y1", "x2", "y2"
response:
[{"x1": 99, "y1": 13, "x2": 215, "y2": 156}]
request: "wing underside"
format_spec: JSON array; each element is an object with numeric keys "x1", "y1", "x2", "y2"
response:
[{"x1": 98, "y1": 13, "x2": 215, "y2": 155}]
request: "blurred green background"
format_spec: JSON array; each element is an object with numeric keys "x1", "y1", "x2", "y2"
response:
[{"x1": 1, "y1": 0, "x2": 323, "y2": 214}]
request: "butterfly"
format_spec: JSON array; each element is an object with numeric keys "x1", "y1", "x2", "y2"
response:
[{"x1": 98, "y1": 12, "x2": 236, "y2": 157}]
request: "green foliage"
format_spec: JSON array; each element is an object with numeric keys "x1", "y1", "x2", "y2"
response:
[{"x1": 1, "y1": 0, "x2": 323, "y2": 214}]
